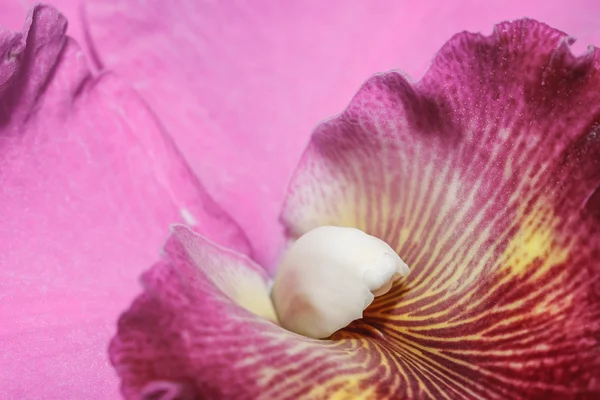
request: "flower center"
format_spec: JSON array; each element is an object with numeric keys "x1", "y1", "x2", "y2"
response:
[{"x1": 271, "y1": 226, "x2": 410, "y2": 339}]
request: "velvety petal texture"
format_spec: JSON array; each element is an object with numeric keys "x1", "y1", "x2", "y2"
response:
[
  {"x1": 282, "y1": 20, "x2": 600, "y2": 398},
  {"x1": 112, "y1": 19, "x2": 600, "y2": 399},
  {"x1": 82, "y1": 0, "x2": 600, "y2": 268},
  {"x1": 0, "y1": 0, "x2": 98, "y2": 73},
  {"x1": 0, "y1": 5, "x2": 248, "y2": 399}
]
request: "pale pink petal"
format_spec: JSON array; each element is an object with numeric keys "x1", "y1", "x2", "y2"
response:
[
  {"x1": 0, "y1": 5, "x2": 248, "y2": 399},
  {"x1": 82, "y1": 0, "x2": 600, "y2": 268},
  {"x1": 281, "y1": 19, "x2": 600, "y2": 397}
]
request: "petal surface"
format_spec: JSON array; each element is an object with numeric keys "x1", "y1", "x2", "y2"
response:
[
  {"x1": 82, "y1": 0, "x2": 600, "y2": 268},
  {"x1": 110, "y1": 226, "x2": 385, "y2": 399},
  {"x1": 0, "y1": 0, "x2": 97, "y2": 72},
  {"x1": 281, "y1": 20, "x2": 600, "y2": 398},
  {"x1": 0, "y1": 5, "x2": 247, "y2": 399}
]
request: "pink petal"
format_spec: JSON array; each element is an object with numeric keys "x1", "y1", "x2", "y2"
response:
[
  {"x1": 0, "y1": 5, "x2": 248, "y2": 398},
  {"x1": 281, "y1": 19, "x2": 600, "y2": 397},
  {"x1": 110, "y1": 225, "x2": 382, "y2": 399},
  {"x1": 0, "y1": 0, "x2": 97, "y2": 72},
  {"x1": 82, "y1": 0, "x2": 600, "y2": 268}
]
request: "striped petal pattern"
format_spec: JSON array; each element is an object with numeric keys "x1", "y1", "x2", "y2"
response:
[
  {"x1": 111, "y1": 19, "x2": 600, "y2": 399},
  {"x1": 282, "y1": 19, "x2": 600, "y2": 398},
  {"x1": 109, "y1": 226, "x2": 400, "y2": 399}
]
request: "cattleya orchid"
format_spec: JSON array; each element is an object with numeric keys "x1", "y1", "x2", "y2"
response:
[
  {"x1": 108, "y1": 17, "x2": 600, "y2": 398},
  {"x1": 1, "y1": 2, "x2": 600, "y2": 400},
  {"x1": 105, "y1": 11, "x2": 600, "y2": 400}
]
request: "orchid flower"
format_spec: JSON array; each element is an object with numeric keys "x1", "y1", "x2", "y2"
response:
[
  {"x1": 108, "y1": 17, "x2": 600, "y2": 399},
  {"x1": 1, "y1": 2, "x2": 600, "y2": 400}
]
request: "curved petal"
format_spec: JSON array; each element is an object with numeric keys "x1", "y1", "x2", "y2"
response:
[
  {"x1": 0, "y1": 5, "x2": 248, "y2": 399},
  {"x1": 281, "y1": 20, "x2": 600, "y2": 398},
  {"x1": 0, "y1": 0, "x2": 100, "y2": 72},
  {"x1": 81, "y1": 0, "x2": 600, "y2": 268},
  {"x1": 110, "y1": 226, "x2": 383, "y2": 399}
]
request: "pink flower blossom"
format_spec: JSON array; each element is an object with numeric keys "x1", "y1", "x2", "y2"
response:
[{"x1": 1, "y1": 2, "x2": 599, "y2": 399}]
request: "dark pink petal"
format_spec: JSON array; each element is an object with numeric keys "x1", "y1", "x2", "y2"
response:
[
  {"x1": 110, "y1": 226, "x2": 378, "y2": 399},
  {"x1": 0, "y1": 5, "x2": 248, "y2": 398},
  {"x1": 0, "y1": 0, "x2": 96, "y2": 72},
  {"x1": 82, "y1": 0, "x2": 600, "y2": 268},
  {"x1": 281, "y1": 20, "x2": 600, "y2": 398}
]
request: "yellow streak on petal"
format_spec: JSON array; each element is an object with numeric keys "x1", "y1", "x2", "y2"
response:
[
  {"x1": 236, "y1": 290, "x2": 278, "y2": 323},
  {"x1": 306, "y1": 377, "x2": 378, "y2": 400},
  {"x1": 500, "y1": 204, "x2": 569, "y2": 277},
  {"x1": 220, "y1": 273, "x2": 278, "y2": 323},
  {"x1": 504, "y1": 161, "x2": 513, "y2": 179}
]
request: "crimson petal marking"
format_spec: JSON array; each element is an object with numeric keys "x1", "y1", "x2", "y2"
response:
[{"x1": 282, "y1": 19, "x2": 600, "y2": 398}]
